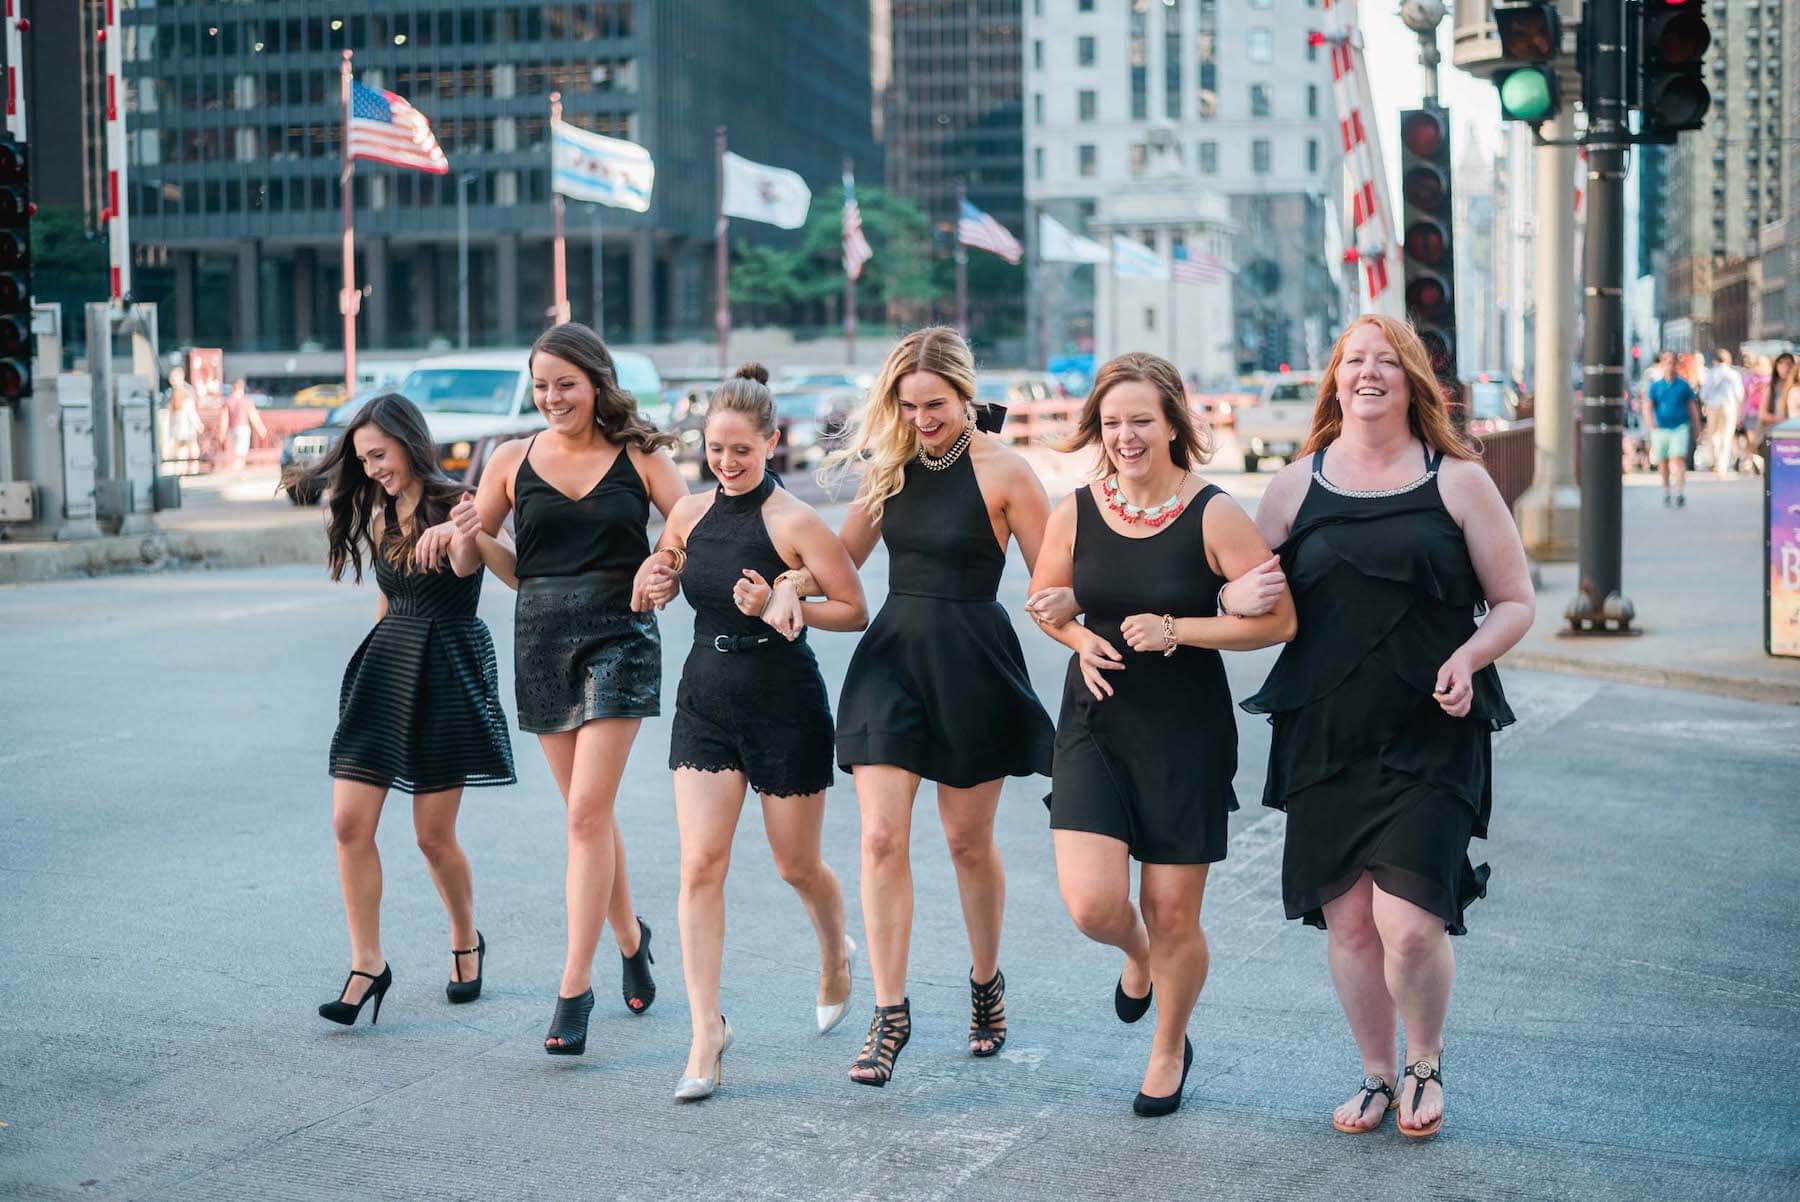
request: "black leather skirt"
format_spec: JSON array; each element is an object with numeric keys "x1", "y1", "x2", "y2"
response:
[{"x1": 513, "y1": 572, "x2": 661, "y2": 733}]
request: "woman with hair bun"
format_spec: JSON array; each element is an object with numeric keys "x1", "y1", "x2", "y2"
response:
[
  {"x1": 782, "y1": 326, "x2": 1055, "y2": 1087},
  {"x1": 1235, "y1": 315, "x2": 1533, "y2": 1138},
  {"x1": 304, "y1": 392, "x2": 515, "y2": 1027},
  {"x1": 447, "y1": 322, "x2": 685, "y2": 1058},
  {"x1": 630, "y1": 362, "x2": 869, "y2": 1102}
]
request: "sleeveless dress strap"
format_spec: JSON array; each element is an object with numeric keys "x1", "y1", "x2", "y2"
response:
[
  {"x1": 1311, "y1": 448, "x2": 1327, "y2": 474},
  {"x1": 1427, "y1": 446, "x2": 1445, "y2": 472}
]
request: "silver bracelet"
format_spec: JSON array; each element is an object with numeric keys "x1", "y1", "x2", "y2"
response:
[{"x1": 1216, "y1": 583, "x2": 1239, "y2": 618}]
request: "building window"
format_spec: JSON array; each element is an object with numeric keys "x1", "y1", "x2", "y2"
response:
[
  {"x1": 1079, "y1": 0, "x2": 1095, "y2": 10},
  {"x1": 1165, "y1": 0, "x2": 1182, "y2": 118},
  {"x1": 1145, "y1": 307, "x2": 1156, "y2": 332},
  {"x1": 1130, "y1": 143, "x2": 1148, "y2": 174},
  {"x1": 1035, "y1": 92, "x2": 1045, "y2": 124},
  {"x1": 1248, "y1": 28, "x2": 1273, "y2": 63},
  {"x1": 1253, "y1": 140, "x2": 1271, "y2": 174},
  {"x1": 1034, "y1": 146, "x2": 1045, "y2": 180},
  {"x1": 1079, "y1": 90, "x2": 1097, "y2": 121},
  {"x1": 1199, "y1": 141, "x2": 1218, "y2": 173},
  {"x1": 1251, "y1": 83, "x2": 1271, "y2": 117},
  {"x1": 1034, "y1": 0, "x2": 1043, "y2": 14},
  {"x1": 1196, "y1": 0, "x2": 1219, "y2": 119},
  {"x1": 1307, "y1": 139, "x2": 1320, "y2": 173},
  {"x1": 1034, "y1": 40, "x2": 1044, "y2": 69},
  {"x1": 1308, "y1": 84, "x2": 1319, "y2": 117},
  {"x1": 1079, "y1": 144, "x2": 1097, "y2": 177},
  {"x1": 1078, "y1": 36, "x2": 1096, "y2": 66},
  {"x1": 1130, "y1": 1, "x2": 1148, "y2": 121}
]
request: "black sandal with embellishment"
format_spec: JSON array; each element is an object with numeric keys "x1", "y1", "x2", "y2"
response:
[
  {"x1": 1398, "y1": 1057, "x2": 1445, "y2": 1139},
  {"x1": 849, "y1": 1000, "x2": 911, "y2": 1087},
  {"x1": 1331, "y1": 1072, "x2": 1397, "y2": 1134}
]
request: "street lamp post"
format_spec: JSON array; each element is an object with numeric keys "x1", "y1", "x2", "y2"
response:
[{"x1": 457, "y1": 172, "x2": 476, "y2": 349}]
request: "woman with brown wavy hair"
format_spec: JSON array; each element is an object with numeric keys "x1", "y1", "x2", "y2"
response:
[
  {"x1": 777, "y1": 326, "x2": 1055, "y2": 1086},
  {"x1": 1234, "y1": 315, "x2": 1533, "y2": 1138},
  {"x1": 444, "y1": 322, "x2": 685, "y2": 1058}
]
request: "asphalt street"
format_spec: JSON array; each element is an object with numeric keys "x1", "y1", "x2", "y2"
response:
[{"x1": 2, "y1": 527, "x2": 1797, "y2": 1201}]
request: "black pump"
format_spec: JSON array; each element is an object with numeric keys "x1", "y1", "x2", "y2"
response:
[{"x1": 319, "y1": 964, "x2": 392, "y2": 1027}]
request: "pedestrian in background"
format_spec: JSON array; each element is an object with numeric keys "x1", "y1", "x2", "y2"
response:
[
  {"x1": 1237, "y1": 315, "x2": 1533, "y2": 1139},
  {"x1": 166, "y1": 366, "x2": 203, "y2": 470},
  {"x1": 1678, "y1": 353, "x2": 1706, "y2": 474},
  {"x1": 1742, "y1": 356, "x2": 1769, "y2": 475},
  {"x1": 1644, "y1": 350, "x2": 1701, "y2": 508},
  {"x1": 808, "y1": 326, "x2": 1056, "y2": 1087},
  {"x1": 630, "y1": 363, "x2": 868, "y2": 1102},
  {"x1": 218, "y1": 378, "x2": 268, "y2": 472},
  {"x1": 1025, "y1": 352, "x2": 1295, "y2": 1117},
  {"x1": 449, "y1": 322, "x2": 683, "y2": 1058},
  {"x1": 1766, "y1": 352, "x2": 1797, "y2": 435},
  {"x1": 1701, "y1": 349, "x2": 1745, "y2": 475},
  {"x1": 304, "y1": 393, "x2": 515, "y2": 1028}
]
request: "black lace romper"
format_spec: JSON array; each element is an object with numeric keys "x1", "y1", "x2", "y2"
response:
[
  {"x1": 329, "y1": 500, "x2": 515, "y2": 794},
  {"x1": 1241, "y1": 446, "x2": 1515, "y2": 934},
  {"x1": 511, "y1": 439, "x2": 661, "y2": 733},
  {"x1": 835, "y1": 451, "x2": 1054, "y2": 787},
  {"x1": 668, "y1": 474, "x2": 835, "y2": 798}
]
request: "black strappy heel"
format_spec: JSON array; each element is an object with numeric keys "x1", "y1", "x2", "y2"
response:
[
  {"x1": 446, "y1": 931, "x2": 485, "y2": 1004},
  {"x1": 544, "y1": 988, "x2": 596, "y2": 1056},
  {"x1": 319, "y1": 964, "x2": 392, "y2": 1026},
  {"x1": 621, "y1": 917, "x2": 656, "y2": 1015},
  {"x1": 849, "y1": 1000, "x2": 912, "y2": 1087},
  {"x1": 968, "y1": 968, "x2": 1007, "y2": 1057},
  {"x1": 1331, "y1": 1072, "x2": 1397, "y2": 1134}
]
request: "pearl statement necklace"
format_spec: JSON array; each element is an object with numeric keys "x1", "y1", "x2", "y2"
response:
[
  {"x1": 917, "y1": 427, "x2": 973, "y2": 471},
  {"x1": 1101, "y1": 474, "x2": 1185, "y2": 527}
]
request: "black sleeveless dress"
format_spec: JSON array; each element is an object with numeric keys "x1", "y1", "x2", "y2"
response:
[
  {"x1": 835, "y1": 450, "x2": 1054, "y2": 787},
  {"x1": 1242, "y1": 446, "x2": 1515, "y2": 934},
  {"x1": 1049, "y1": 484, "x2": 1238, "y2": 863},
  {"x1": 329, "y1": 502, "x2": 515, "y2": 794},
  {"x1": 511, "y1": 438, "x2": 661, "y2": 733},
  {"x1": 667, "y1": 474, "x2": 836, "y2": 797}
]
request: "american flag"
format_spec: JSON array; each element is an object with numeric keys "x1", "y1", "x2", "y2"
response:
[
  {"x1": 957, "y1": 200, "x2": 1022, "y2": 265},
  {"x1": 843, "y1": 173, "x2": 873, "y2": 280},
  {"x1": 1172, "y1": 243, "x2": 1228, "y2": 286},
  {"x1": 348, "y1": 82, "x2": 448, "y2": 174}
]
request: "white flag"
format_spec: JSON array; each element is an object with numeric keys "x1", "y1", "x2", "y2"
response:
[
  {"x1": 552, "y1": 120, "x2": 654, "y2": 212},
  {"x1": 722, "y1": 151, "x2": 812, "y2": 230},
  {"x1": 1038, "y1": 213, "x2": 1109, "y2": 264},
  {"x1": 1110, "y1": 235, "x2": 1169, "y2": 281}
]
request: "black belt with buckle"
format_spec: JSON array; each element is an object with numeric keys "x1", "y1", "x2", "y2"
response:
[{"x1": 711, "y1": 632, "x2": 778, "y2": 653}]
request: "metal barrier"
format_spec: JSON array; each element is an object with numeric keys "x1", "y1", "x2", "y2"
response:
[
  {"x1": 1003, "y1": 398, "x2": 1081, "y2": 447},
  {"x1": 1475, "y1": 419, "x2": 1536, "y2": 511}
]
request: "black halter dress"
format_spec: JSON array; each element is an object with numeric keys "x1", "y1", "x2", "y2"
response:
[
  {"x1": 835, "y1": 450, "x2": 1054, "y2": 788},
  {"x1": 1049, "y1": 483, "x2": 1238, "y2": 863},
  {"x1": 1242, "y1": 445, "x2": 1515, "y2": 934},
  {"x1": 668, "y1": 474, "x2": 836, "y2": 797},
  {"x1": 510, "y1": 438, "x2": 661, "y2": 733},
  {"x1": 329, "y1": 498, "x2": 515, "y2": 794}
]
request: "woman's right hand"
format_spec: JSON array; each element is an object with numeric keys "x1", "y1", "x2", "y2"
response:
[
  {"x1": 1220, "y1": 554, "x2": 1285, "y2": 617},
  {"x1": 1075, "y1": 629, "x2": 1125, "y2": 701},
  {"x1": 1024, "y1": 585, "x2": 1079, "y2": 628},
  {"x1": 630, "y1": 555, "x2": 678, "y2": 612},
  {"x1": 449, "y1": 492, "x2": 481, "y2": 541}
]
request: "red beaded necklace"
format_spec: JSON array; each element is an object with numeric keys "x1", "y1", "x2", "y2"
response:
[{"x1": 1100, "y1": 474, "x2": 1186, "y2": 527}]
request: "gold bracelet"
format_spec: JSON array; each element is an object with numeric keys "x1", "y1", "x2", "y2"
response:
[
  {"x1": 1161, "y1": 613, "x2": 1177, "y2": 657},
  {"x1": 660, "y1": 546, "x2": 687, "y2": 574},
  {"x1": 771, "y1": 568, "x2": 804, "y2": 593}
]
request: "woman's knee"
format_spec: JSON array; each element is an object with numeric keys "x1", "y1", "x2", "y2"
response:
[
  {"x1": 1139, "y1": 890, "x2": 1200, "y2": 943},
  {"x1": 332, "y1": 807, "x2": 378, "y2": 848},
  {"x1": 681, "y1": 843, "x2": 732, "y2": 893},
  {"x1": 1374, "y1": 906, "x2": 1444, "y2": 963},
  {"x1": 770, "y1": 847, "x2": 824, "y2": 892},
  {"x1": 861, "y1": 821, "x2": 910, "y2": 867},
  {"x1": 565, "y1": 790, "x2": 616, "y2": 844},
  {"x1": 414, "y1": 825, "x2": 461, "y2": 865},
  {"x1": 941, "y1": 822, "x2": 997, "y2": 870}
]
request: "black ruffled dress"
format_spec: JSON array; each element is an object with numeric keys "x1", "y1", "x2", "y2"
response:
[{"x1": 1242, "y1": 446, "x2": 1514, "y2": 934}]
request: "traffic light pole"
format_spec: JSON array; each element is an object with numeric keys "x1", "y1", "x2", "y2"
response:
[{"x1": 1567, "y1": 0, "x2": 1634, "y2": 633}]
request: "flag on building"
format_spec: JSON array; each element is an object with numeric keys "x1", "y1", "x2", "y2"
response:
[
  {"x1": 551, "y1": 120, "x2": 653, "y2": 212},
  {"x1": 958, "y1": 200, "x2": 1023, "y2": 264},
  {"x1": 722, "y1": 151, "x2": 811, "y2": 229},
  {"x1": 348, "y1": 82, "x2": 448, "y2": 174},
  {"x1": 1110, "y1": 235, "x2": 1169, "y2": 281},
  {"x1": 1172, "y1": 243, "x2": 1228, "y2": 285},
  {"x1": 843, "y1": 171, "x2": 873, "y2": 279},
  {"x1": 1038, "y1": 213, "x2": 1110, "y2": 264}
]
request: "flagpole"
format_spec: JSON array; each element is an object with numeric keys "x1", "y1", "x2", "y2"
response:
[
  {"x1": 340, "y1": 50, "x2": 358, "y2": 398},
  {"x1": 953, "y1": 180, "x2": 969, "y2": 338},
  {"x1": 549, "y1": 93, "x2": 570, "y2": 326},
  {"x1": 843, "y1": 156, "x2": 857, "y2": 367},
  {"x1": 1109, "y1": 247, "x2": 1119, "y2": 363},
  {"x1": 1033, "y1": 209, "x2": 1047, "y2": 370},
  {"x1": 591, "y1": 204, "x2": 604, "y2": 336},
  {"x1": 715, "y1": 126, "x2": 730, "y2": 375},
  {"x1": 1165, "y1": 238, "x2": 1176, "y2": 362}
]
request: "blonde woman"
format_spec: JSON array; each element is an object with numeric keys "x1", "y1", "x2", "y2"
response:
[{"x1": 766, "y1": 327, "x2": 1055, "y2": 1086}]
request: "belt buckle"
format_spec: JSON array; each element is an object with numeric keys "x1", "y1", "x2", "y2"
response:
[{"x1": 713, "y1": 634, "x2": 733, "y2": 652}]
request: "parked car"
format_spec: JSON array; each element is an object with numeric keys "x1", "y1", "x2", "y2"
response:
[
  {"x1": 1465, "y1": 375, "x2": 1522, "y2": 434},
  {"x1": 1236, "y1": 372, "x2": 1321, "y2": 472},
  {"x1": 279, "y1": 395, "x2": 369, "y2": 503},
  {"x1": 292, "y1": 382, "x2": 348, "y2": 408},
  {"x1": 778, "y1": 388, "x2": 857, "y2": 468}
]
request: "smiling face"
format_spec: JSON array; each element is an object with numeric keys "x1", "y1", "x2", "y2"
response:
[
  {"x1": 704, "y1": 408, "x2": 778, "y2": 493},
  {"x1": 1098, "y1": 380, "x2": 1174, "y2": 482},
  {"x1": 1335, "y1": 323, "x2": 1410, "y2": 425},
  {"x1": 352, "y1": 423, "x2": 413, "y2": 497},
  {"x1": 531, "y1": 351, "x2": 597, "y2": 435},
  {"x1": 896, "y1": 370, "x2": 968, "y2": 455}
]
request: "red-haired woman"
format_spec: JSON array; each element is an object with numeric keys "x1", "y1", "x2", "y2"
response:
[
  {"x1": 1235, "y1": 316, "x2": 1534, "y2": 1138},
  {"x1": 1026, "y1": 353, "x2": 1295, "y2": 1116}
]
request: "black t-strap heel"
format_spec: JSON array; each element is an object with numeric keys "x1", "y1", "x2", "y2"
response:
[
  {"x1": 969, "y1": 967, "x2": 1007, "y2": 1057},
  {"x1": 849, "y1": 1000, "x2": 912, "y2": 1087},
  {"x1": 318, "y1": 964, "x2": 392, "y2": 1027},
  {"x1": 446, "y1": 931, "x2": 485, "y2": 1004}
]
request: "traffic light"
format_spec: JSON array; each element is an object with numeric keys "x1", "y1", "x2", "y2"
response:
[
  {"x1": 1492, "y1": 2, "x2": 1562, "y2": 127},
  {"x1": 1637, "y1": 0, "x2": 1711, "y2": 142},
  {"x1": 1398, "y1": 106, "x2": 1456, "y2": 379},
  {"x1": 0, "y1": 137, "x2": 29, "y2": 401}
]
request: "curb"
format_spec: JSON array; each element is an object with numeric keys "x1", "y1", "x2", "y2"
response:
[
  {"x1": 1503, "y1": 649, "x2": 1800, "y2": 707},
  {"x1": 0, "y1": 522, "x2": 325, "y2": 586}
]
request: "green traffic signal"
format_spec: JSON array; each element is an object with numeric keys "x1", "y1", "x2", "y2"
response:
[{"x1": 1498, "y1": 66, "x2": 1556, "y2": 124}]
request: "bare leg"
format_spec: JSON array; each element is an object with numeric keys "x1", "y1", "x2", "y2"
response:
[
  {"x1": 1137, "y1": 863, "x2": 1211, "y2": 1098},
  {"x1": 939, "y1": 779, "x2": 1008, "y2": 1054},
  {"x1": 331, "y1": 779, "x2": 388, "y2": 1002},
  {"x1": 848, "y1": 765, "x2": 919, "y2": 1084},
  {"x1": 1322, "y1": 874, "x2": 1401, "y2": 1131},
  {"x1": 1371, "y1": 885, "x2": 1454, "y2": 1132},
  {"x1": 1053, "y1": 829, "x2": 1151, "y2": 1000},
  {"x1": 412, "y1": 789, "x2": 477, "y2": 981},
  {"x1": 761, "y1": 787, "x2": 849, "y2": 1006},
  {"x1": 673, "y1": 768, "x2": 749, "y2": 1079},
  {"x1": 608, "y1": 819, "x2": 643, "y2": 957}
]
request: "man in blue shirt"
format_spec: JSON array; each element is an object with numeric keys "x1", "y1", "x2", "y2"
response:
[{"x1": 1643, "y1": 351, "x2": 1700, "y2": 507}]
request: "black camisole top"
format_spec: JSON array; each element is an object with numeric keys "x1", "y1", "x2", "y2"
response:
[{"x1": 512, "y1": 437, "x2": 650, "y2": 582}]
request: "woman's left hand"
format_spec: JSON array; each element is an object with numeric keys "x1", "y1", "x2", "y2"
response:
[
  {"x1": 1119, "y1": 613, "x2": 1168, "y2": 654},
  {"x1": 413, "y1": 520, "x2": 457, "y2": 570},
  {"x1": 1023, "y1": 586, "x2": 1079, "y2": 628},
  {"x1": 1433, "y1": 651, "x2": 1475, "y2": 717},
  {"x1": 738, "y1": 569, "x2": 804, "y2": 640}
]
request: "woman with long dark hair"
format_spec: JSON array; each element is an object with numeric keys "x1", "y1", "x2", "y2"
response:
[
  {"x1": 304, "y1": 393, "x2": 515, "y2": 1027},
  {"x1": 450, "y1": 323, "x2": 684, "y2": 1057},
  {"x1": 1026, "y1": 353, "x2": 1295, "y2": 1116},
  {"x1": 630, "y1": 363, "x2": 868, "y2": 1101},
  {"x1": 784, "y1": 327, "x2": 1055, "y2": 1087},
  {"x1": 1235, "y1": 315, "x2": 1533, "y2": 1138}
]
